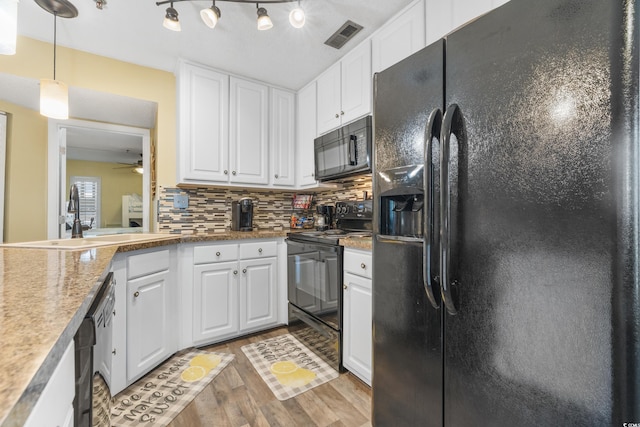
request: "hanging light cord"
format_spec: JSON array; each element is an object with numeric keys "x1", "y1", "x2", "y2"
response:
[{"x1": 53, "y1": 12, "x2": 58, "y2": 80}]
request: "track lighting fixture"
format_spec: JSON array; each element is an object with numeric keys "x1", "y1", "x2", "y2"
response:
[
  {"x1": 155, "y1": 0, "x2": 305, "y2": 31},
  {"x1": 288, "y1": 1, "x2": 305, "y2": 29},
  {"x1": 200, "y1": 1, "x2": 221, "y2": 29},
  {"x1": 163, "y1": 2, "x2": 181, "y2": 31},
  {"x1": 256, "y1": 4, "x2": 272, "y2": 31}
]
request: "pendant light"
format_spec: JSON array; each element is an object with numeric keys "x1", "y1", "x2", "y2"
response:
[
  {"x1": 200, "y1": 0, "x2": 221, "y2": 29},
  {"x1": 0, "y1": 0, "x2": 19, "y2": 55},
  {"x1": 256, "y1": 4, "x2": 272, "y2": 31},
  {"x1": 163, "y1": 1, "x2": 181, "y2": 31},
  {"x1": 35, "y1": 0, "x2": 78, "y2": 120},
  {"x1": 288, "y1": 1, "x2": 305, "y2": 29},
  {"x1": 40, "y1": 13, "x2": 69, "y2": 119}
]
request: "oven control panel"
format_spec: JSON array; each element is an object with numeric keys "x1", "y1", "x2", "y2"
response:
[{"x1": 335, "y1": 200, "x2": 373, "y2": 220}]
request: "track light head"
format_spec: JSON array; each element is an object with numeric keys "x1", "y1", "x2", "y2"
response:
[
  {"x1": 200, "y1": 4, "x2": 221, "y2": 29},
  {"x1": 289, "y1": 3, "x2": 305, "y2": 28},
  {"x1": 163, "y1": 5, "x2": 181, "y2": 31},
  {"x1": 256, "y1": 6, "x2": 273, "y2": 31}
]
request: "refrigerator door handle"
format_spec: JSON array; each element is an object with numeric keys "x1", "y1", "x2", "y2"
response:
[
  {"x1": 440, "y1": 104, "x2": 464, "y2": 315},
  {"x1": 424, "y1": 108, "x2": 442, "y2": 309}
]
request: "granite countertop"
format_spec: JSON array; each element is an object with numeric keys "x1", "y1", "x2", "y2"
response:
[
  {"x1": 340, "y1": 236, "x2": 373, "y2": 250},
  {"x1": 0, "y1": 246, "x2": 118, "y2": 427},
  {"x1": 0, "y1": 230, "x2": 295, "y2": 426}
]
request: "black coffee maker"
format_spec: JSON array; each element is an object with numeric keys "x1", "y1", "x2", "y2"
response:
[
  {"x1": 316, "y1": 204, "x2": 334, "y2": 231},
  {"x1": 231, "y1": 198, "x2": 253, "y2": 231}
]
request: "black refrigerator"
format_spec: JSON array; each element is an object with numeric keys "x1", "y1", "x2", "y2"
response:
[{"x1": 372, "y1": 0, "x2": 640, "y2": 425}]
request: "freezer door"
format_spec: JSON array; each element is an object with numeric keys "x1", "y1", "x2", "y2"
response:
[
  {"x1": 443, "y1": 0, "x2": 638, "y2": 425},
  {"x1": 373, "y1": 39, "x2": 444, "y2": 427}
]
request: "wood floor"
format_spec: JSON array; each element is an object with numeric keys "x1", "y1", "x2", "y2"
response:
[{"x1": 167, "y1": 327, "x2": 372, "y2": 427}]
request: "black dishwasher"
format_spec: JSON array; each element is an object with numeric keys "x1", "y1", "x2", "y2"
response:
[{"x1": 74, "y1": 271, "x2": 115, "y2": 427}]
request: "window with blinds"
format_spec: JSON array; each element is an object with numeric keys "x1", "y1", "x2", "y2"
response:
[{"x1": 70, "y1": 176, "x2": 100, "y2": 228}]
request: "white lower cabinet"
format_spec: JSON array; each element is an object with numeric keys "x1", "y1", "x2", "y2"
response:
[
  {"x1": 110, "y1": 245, "x2": 178, "y2": 392},
  {"x1": 192, "y1": 240, "x2": 279, "y2": 345},
  {"x1": 343, "y1": 248, "x2": 372, "y2": 385},
  {"x1": 24, "y1": 340, "x2": 75, "y2": 427},
  {"x1": 193, "y1": 260, "x2": 239, "y2": 343}
]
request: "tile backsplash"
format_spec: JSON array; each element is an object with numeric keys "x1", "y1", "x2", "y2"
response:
[{"x1": 157, "y1": 177, "x2": 372, "y2": 234}]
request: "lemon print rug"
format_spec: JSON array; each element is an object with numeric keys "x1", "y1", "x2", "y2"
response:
[
  {"x1": 109, "y1": 349, "x2": 234, "y2": 426},
  {"x1": 241, "y1": 334, "x2": 339, "y2": 401}
]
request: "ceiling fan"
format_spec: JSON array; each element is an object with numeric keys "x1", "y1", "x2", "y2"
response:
[{"x1": 114, "y1": 154, "x2": 144, "y2": 174}]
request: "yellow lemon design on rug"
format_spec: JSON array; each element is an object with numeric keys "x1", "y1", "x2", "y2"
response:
[
  {"x1": 270, "y1": 360, "x2": 316, "y2": 387},
  {"x1": 190, "y1": 354, "x2": 222, "y2": 374},
  {"x1": 181, "y1": 365, "x2": 206, "y2": 382}
]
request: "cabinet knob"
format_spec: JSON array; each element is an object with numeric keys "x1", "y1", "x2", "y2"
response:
[
  {"x1": 274, "y1": 174, "x2": 279, "y2": 179},
  {"x1": 361, "y1": 263, "x2": 366, "y2": 269},
  {"x1": 258, "y1": 248, "x2": 263, "y2": 253},
  {"x1": 340, "y1": 111, "x2": 345, "y2": 116},
  {"x1": 232, "y1": 171, "x2": 237, "y2": 175},
  {"x1": 224, "y1": 170, "x2": 228, "y2": 175},
  {"x1": 335, "y1": 113, "x2": 339, "y2": 118},
  {"x1": 216, "y1": 251, "x2": 221, "y2": 256},
  {"x1": 243, "y1": 268, "x2": 247, "y2": 274},
  {"x1": 311, "y1": 172, "x2": 314, "y2": 177},
  {"x1": 134, "y1": 291, "x2": 140, "y2": 298},
  {"x1": 233, "y1": 270, "x2": 238, "y2": 275},
  {"x1": 112, "y1": 349, "x2": 117, "y2": 355},
  {"x1": 343, "y1": 284, "x2": 348, "y2": 290}
]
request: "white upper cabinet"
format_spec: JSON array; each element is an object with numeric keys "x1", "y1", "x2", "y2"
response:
[
  {"x1": 178, "y1": 61, "x2": 229, "y2": 183},
  {"x1": 372, "y1": 0, "x2": 426, "y2": 73},
  {"x1": 316, "y1": 62, "x2": 342, "y2": 135},
  {"x1": 426, "y1": 0, "x2": 510, "y2": 46},
  {"x1": 269, "y1": 88, "x2": 295, "y2": 186},
  {"x1": 316, "y1": 40, "x2": 372, "y2": 135},
  {"x1": 296, "y1": 81, "x2": 317, "y2": 187},
  {"x1": 230, "y1": 77, "x2": 269, "y2": 185}
]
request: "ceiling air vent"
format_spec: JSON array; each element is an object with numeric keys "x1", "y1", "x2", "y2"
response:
[{"x1": 324, "y1": 20, "x2": 363, "y2": 49}]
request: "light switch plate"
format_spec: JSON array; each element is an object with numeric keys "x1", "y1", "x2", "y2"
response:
[{"x1": 174, "y1": 194, "x2": 189, "y2": 209}]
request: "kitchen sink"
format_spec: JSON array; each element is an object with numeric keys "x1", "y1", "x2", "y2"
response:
[{"x1": 1, "y1": 233, "x2": 177, "y2": 250}]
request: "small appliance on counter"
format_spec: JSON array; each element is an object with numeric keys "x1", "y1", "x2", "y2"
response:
[
  {"x1": 231, "y1": 198, "x2": 253, "y2": 231},
  {"x1": 315, "y1": 204, "x2": 334, "y2": 230}
]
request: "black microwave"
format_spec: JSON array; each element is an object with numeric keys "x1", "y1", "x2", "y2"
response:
[{"x1": 314, "y1": 115, "x2": 372, "y2": 181}]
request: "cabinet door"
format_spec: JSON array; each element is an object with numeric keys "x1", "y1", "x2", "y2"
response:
[
  {"x1": 341, "y1": 40, "x2": 372, "y2": 124},
  {"x1": 229, "y1": 77, "x2": 269, "y2": 184},
  {"x1": 426, "y1": 0, "x2": 501, "y2": 46},
  {"x1": 193, "y1": 261, "x2": 239, "y2": 344},
  {"x1": 316, "y1": 63, "x2": 342, "y2": 135},
  {"x1": 452, "y1": 0, "x2": 494, "y2": 30},
  {"x1": 270, "y1": 88, "x2": 295, "y2": 186},
  {"x1": 239, "y1": 257, "x2": 277, "y2": 331},
  {"x1": 372, "y1": 0, "x2": 425, "y2": 73},
  {"x1": 296, "y1": 82, "x2": 317, "y2": 186},
  {"x1": 127, "y1": 270, "x2": 176, "y2": 382},
  {"x1": 343, "y1": 271, "x2": 372, "y2": 385},
  {"x1": 178, "y1": 62, "x2": 229, "y2": 183}
]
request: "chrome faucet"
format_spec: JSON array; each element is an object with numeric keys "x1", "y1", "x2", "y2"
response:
[{"x1": 67, "y1": 184, "x2": 83, "y2": 238}]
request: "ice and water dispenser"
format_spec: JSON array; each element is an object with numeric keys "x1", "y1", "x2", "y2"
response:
[{"x1": 378, "y1": 165, "x2": 425, "y2": 238}]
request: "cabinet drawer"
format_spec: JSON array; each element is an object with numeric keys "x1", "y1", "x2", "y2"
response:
[
  {"x1": 127, "y1": 249, "x2": 170, "y2": 280},
  {"x1": 239, "y1": 241, "x2": 277, "y2": 259},
  {"x1": 344, "y1": 249, "x2": 372, "y2": 279},
  {"x1": 194, "y1": 243, "x2": 239, "y2": 264}
]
